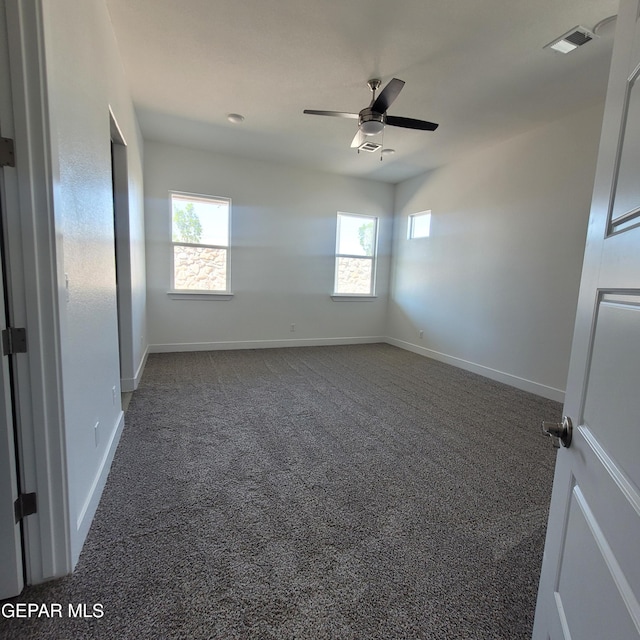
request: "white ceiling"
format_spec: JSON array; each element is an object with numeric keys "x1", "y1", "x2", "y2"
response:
[{"x1": 105, "y1": 0, "x2": 619, "y2": 183}]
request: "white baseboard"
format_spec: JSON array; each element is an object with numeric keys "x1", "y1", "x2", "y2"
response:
[
  {"x1": 120, "y1": 378, "x2": 135, "y2": 393},
  {"x1": 149, "y1": 336, "x2": 385, "y2": 353},
  {"x1": 121, "y1": 346, "x2": 149, "y2": 392},
  {"x1": 385, "y1": 337, "x2": 565, "y2": 403},
  {"x1": 72, "y1": 410, "x2": 125, "y2": 566}
]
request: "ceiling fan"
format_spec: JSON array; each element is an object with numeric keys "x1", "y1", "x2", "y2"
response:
[{"x1": 303, "y1": 78, "x2": 439, "y2": 149}]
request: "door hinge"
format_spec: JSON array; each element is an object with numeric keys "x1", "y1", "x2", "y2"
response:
[
  {"x1": 14, "y1": 492, "x2": 37, "y2": 523},
  {"x1": 0, "y1": 137, "x2": 15, "y2": 167},
  {"x1": 2, "y1": 327, "x2": 27, "y2": 355}
]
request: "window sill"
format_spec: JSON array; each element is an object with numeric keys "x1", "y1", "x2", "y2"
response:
[
  {"x1": 167, "y1": 291, "x2": 234, "y2": 301},
  {"x1": 331, "y1": 294, "x2": 377, "y2": 301}
]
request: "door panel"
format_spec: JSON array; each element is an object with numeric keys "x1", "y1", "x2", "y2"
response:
[
  {"x1": 533, "y1": 0, "x2": 640, "y2": 637},
  {"x1": 555, "y1": 485, "x2": 639, "y2": 640},
  {"x1": 583, "y1": 296, "x2": 640, "y2": 486},
  {"x1": 577, "y1": 426, "x2": 640, "y2": 599},
  {"x1": 610, "y1": 63, "x2": 640, "y2": 226}
]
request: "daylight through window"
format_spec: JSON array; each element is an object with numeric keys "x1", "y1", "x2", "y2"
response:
[
  {"x1": 334, "y1": 212, "x2": 378, "y2": 296},
  {"x1": 171, "y1": 192, "x2": 230, "y2": 292},
  {"x1": 408, "y1": 211, "x2": 431, "y2": 239}
]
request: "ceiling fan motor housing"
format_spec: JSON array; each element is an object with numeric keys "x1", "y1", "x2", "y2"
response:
[{"x1": 359, "y1": 108, "x2": 385, "y2": 135}]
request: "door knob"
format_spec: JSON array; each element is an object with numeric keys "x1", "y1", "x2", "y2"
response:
[{"x1": 541, "y1": 416, "x2": 573, "y2": 448}]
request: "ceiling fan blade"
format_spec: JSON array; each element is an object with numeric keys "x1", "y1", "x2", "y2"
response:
[
  {"x1": 386, "y1": 115, "x2": 439, "y2": 131},
  {"x1": 371, "y1": 78, "x2": 405, "y2": 113},
  {"x1": 350, "y1": 129, "x2": 366, "y2": 148},
  {"x1": 303, "y1": 110, "x2": 359, "y2": 119}
]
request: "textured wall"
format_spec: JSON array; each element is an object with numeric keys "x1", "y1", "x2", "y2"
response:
[{"x1": 42, "y1": 0, "x2": 145, "y2": 564}]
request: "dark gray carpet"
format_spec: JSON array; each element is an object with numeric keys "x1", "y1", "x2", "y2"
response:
[{"x1": 1, "y1": 344, "x2": 560, "y2": 639}]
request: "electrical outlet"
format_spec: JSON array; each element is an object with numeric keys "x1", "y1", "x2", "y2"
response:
[
  {"x1": 419, "y1": 330, "x2": 424, "y2": 339},
  {"x1": 290, "y1": 324, "x2": 295, "y2": 332},
  {"x1": 94, "y1": 421, "x2": 100, "y2": 447},
  {"x1": 112, "y1": 386, "x2": 117, "y2": 405}
]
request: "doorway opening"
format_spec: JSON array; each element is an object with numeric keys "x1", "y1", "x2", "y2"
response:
[{"x1": 109, "y1": 111, "x2": 133, "y2": 408}]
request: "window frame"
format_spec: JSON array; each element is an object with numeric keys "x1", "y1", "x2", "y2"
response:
[
  {"x1": 169, "y1": 191, "x2": 232, "y2": 297},
  {"x1": 333, "y1": 211, "x2": 379, "y2": 298},
  {"x1": 408, "y1": 210, "x2": 432, "y2": 239}
]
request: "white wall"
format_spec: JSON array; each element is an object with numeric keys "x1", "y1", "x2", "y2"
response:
[
  {"x1": 41, "y1": 0, "x2": 146, "y2": 564},
  {"x1": 387, "y1": 103, "x2": 604, "y2": 401},
  {"x1": 144, "y1": 141, "x2": 394, "y2": 351}
]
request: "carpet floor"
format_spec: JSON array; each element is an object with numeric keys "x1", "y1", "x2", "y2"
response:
[{"x1": 1, "y1": 344, "x2": 561, "y2": 639}]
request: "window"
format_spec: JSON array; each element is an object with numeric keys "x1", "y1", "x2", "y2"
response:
[
  {"x1": 334, "y1": 212, "x2": 378, "y2": 296},
  {"x1": 408, "y1": 211, "x2": 431, "y2": 239},
  {"x1": 171, "y1": 192, "x2": 230, "y2": 292}
]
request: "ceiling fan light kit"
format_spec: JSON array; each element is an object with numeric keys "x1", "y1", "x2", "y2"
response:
[
  {"x1": 359, "y1": 112, "x2": 385, "y2": 136},
  {"x1": 303, "y1": 77, "x2": 439, "y2": 152}
]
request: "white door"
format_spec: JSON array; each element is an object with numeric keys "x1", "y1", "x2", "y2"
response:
[
  {"x1": 533, "y1": 0, "x2": 640, "y2": 637},
  {"x1": 0, "y1": 0, "x2": 24, "y2": 599},
  {"x1": 0, "y1": 242, "x2": 23, "y2": 600}
]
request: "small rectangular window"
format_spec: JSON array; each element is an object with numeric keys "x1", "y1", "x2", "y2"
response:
[
  {"x1": 408, "y1": 211, "x2": 431, "y2": 239},
  {"x1": 334, "y1": 212, "x2": 378, "y2": 296},
  {"x1": 171, "y1": 192, "x2": 230, "y2": 292}
]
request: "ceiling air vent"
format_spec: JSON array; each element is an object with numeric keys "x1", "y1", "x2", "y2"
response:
[{"x1": 544, "y1": 26, "x2": 595, "y2": 54}]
